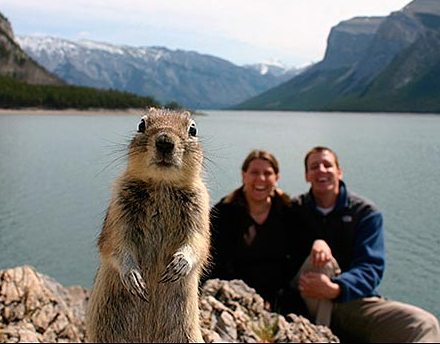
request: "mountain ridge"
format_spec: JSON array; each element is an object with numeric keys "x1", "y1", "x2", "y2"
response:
[
  {"x1": 0, "y1": 12, "x2": 161, "y2": 111},
  {"x1": 17, "y1": 35, "x2": 300, "y2": 109},
  {"x1": 235, "y1": 0, "x2": 440, "y2": 113}
]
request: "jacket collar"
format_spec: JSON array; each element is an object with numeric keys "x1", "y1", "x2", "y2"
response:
[
  {"x1": 305, "y1": 180, "x2": 348, "y2": 214},
  {"x1": 222, "y1": 186, "x2": 291, "y2": 210}
]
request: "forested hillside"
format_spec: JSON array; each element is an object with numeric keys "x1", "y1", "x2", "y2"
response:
[
  {"x1": 0, "y1": 11, "x2": 162, "y2": 110},
  {"x1": 0, "y1": 76, "x2": 160, "y2": 109}
]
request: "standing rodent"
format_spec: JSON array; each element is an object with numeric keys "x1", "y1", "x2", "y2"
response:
[{"x1": 86, "y1": 108, "x2": 211, "y2": 343}]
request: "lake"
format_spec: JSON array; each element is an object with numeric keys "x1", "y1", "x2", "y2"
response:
[{"x1": 0, "y1": 110, "x2": 439, "y2": 320}]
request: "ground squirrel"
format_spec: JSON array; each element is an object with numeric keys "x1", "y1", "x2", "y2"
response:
[{"x1": 86, "y1": 108, "x2": 211, "y2": 342}]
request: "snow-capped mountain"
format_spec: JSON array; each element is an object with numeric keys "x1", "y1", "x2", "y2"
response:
[
  {"x1": 243, "y1": 60, "x2": 301, "y2": 78},
  {"x1": 17, "y1": 36, "x2": 297, "y2": 109}
]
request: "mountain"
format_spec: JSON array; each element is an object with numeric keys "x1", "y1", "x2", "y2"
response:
[
  {"x1": 0, "y1": 12, "x2": 63, "y2": 86},
  {"x1": 244, "y1": 60, "x2": 302, "y2": 79},
  {"x1": 236, "y1": 0, "x2": 440, "y2": 113},
  {"x1": 0, "y1": 11, "x2": 161, "y2": 110},
  {"x1": 16, "y1": 36, "x2": 298, "y2": 109}
]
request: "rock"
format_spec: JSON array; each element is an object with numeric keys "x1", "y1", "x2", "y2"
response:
[
  {"x1": 0, "y1": 266, "x2": 88, "y2": 343},
  {"x1": 200, "y1": 279, "x2": 338, "y2": 343},
  {"x1": 0, "y1": 266, "x2": 339, "y2": 343}
]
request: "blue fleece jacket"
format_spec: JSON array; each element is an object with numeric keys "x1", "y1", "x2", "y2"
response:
[{"x1": 293, "y1": 181, "x2": 386, "y2": 302}]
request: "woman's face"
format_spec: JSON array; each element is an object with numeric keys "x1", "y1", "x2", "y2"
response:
[{"x1": 242, "y1": 158, "x2": 279, "y2": 203}]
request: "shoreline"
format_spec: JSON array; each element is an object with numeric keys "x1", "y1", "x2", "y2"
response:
[
  {"x1": 0, "y1": 108, "x2": 145, "y2": 116},
  {"x1": 0, "y1": 108, "x2": 208, "y2": 116}
]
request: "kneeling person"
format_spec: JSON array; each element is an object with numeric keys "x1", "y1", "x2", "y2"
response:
[{"x1": 291, "y1": 146, "x2": 440, "y2": 343}]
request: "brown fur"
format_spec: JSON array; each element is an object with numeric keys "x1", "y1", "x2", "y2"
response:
[{"x1": 86, "y1": 108, "x2": 210, "y2": 343}]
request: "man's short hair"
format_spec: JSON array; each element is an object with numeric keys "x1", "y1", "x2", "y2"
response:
[{"x1": 304, "y1": 146, "x2": 340, "y2": 172}]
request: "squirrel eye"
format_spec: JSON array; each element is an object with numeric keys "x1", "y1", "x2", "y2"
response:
[
  {"x1": 137, "y1": 118, "x2": 146, "y2": 133},
  {"x1": 188, "y1": 120, "x2": 197, "y2": 137}
]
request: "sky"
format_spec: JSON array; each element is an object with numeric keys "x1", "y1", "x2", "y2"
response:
[{"x1": 2, "y1": 0, "x2": 412, "y2": 68}]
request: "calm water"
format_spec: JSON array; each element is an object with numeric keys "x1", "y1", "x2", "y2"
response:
[{"x1": 0, "y1": 110, "x2": 439, "y2": 319}]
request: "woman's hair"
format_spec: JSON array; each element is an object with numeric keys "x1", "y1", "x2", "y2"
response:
[{"x1": 241, "y1": 149, "x2": 280, "y2": 174}]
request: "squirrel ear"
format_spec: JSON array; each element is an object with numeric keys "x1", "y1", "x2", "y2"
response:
[
  {"x1": 137, "y1": 116, "x2": 147, "y2": 133},
  {"x1": 148, "y1": 107, "x2": 158, "y2": 114}
]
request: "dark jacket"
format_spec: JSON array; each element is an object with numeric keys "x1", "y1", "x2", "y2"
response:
[
  {"x1": 291, "y1": 181, "x2": 385, "y2": 302},
  {"x1": 206, "y1": 186, "x2": 299, "y2": 314}
]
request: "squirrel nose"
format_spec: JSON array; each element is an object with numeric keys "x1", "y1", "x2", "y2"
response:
[{"x1": 156, "y1": 134, "x2": 175, "y2": 154}]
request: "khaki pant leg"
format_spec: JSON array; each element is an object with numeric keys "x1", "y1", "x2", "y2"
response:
[
  {"x1": 293, "y1": 255, "x2": 341, "y2": 326},
  {"x1": 332, "y1": 296, "x2": 440, "y2": 343}
]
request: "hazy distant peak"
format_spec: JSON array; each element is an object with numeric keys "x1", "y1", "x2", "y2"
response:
[
  {"x1": 243, "y1": 60, "x2": 291, "y2": 77},
  {"x1": 262, "y1": 59, "x2": 287, "y2": 68},
  {"x1": 17, "y1": 35, "x2": 77, "y2": 52},
  {"x1": 259, "y1": 64, "x2": 270, "y2": 75},
  {"x1": 76, "y1": 40, "x2": 169, "y2": 60},
  {"x1": 16, "y1": 35, "x2": 93, "y2": 65},
  {"x1": 16, "y1": 36, "x2": 173, "y2": 62},
  {"x1": 77, "y1": 39, "x2": 125, "y2": 55}
]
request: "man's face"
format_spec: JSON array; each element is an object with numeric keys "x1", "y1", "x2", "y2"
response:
[{"x1": 305, "y1": 150, "x2": 343, "y2": 196}]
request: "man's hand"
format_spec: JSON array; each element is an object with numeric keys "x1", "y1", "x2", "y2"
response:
[
  {"x1": 298, "y1": 272, "x2": 341, "y2": 300},
  {"x1": 311, "y1": 239, "x2": 333, "y2": 267}
]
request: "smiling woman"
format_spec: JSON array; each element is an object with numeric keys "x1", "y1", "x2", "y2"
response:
[
  {"x1": 203, "y1": 149, "x2": 303, "y2": 316},
  {"x1": 241, "y1": 150, "x2": 280, "y2": 223}
]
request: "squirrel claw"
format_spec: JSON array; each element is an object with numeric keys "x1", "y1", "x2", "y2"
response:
[
  {"x1": 160, "y1": 252, "x2": 191, "y2": 283},
  {"x1": 122, "y1": 269, "x2": 149, "y2": 302}
]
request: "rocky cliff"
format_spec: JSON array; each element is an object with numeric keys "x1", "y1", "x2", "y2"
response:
[
  {"x1": 319, "y1": 16, "x2": 384, "y2": 70},
  {"x1": 0, "y1": 12, "x2": 63, "y2": 86},
  {"x1": 236, "y1": 0, "x2": 440, "y2": 113},
  {"x1": 0, "y1": 266, "x2": 338, "y2": 343}
]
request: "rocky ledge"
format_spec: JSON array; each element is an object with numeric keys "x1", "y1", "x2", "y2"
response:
[{"x1": 0, "y1": 266, "x2": 339, "y2": 343}]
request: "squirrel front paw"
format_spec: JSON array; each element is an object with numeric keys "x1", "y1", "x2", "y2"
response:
[
  {"x1": 160, "y1": 252, "x2": 192, "y2": 283},
  {"x1": 121, "y1": 268, "x2": 149, "y2": 302}
]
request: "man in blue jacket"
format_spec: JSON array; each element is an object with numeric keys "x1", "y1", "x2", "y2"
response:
[{"x1": 291, "y1": 146, "x2": 440, "y2": 342}]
